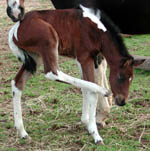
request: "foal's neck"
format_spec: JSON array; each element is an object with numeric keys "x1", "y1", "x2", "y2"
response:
[{"x1": 101, "y1": 32, "x2": 124, "y2": 68}]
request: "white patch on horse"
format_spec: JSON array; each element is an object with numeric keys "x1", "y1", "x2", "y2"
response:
[
  {"x1": 8, "y1": 22, "x2": 25, "y2": 63},
  {"x1": 11, "y1": 80, "x2": 28, "y2": 138},
  {"x1": 76, "y1": 60, "x2": 83, "y2": 78},
  {"x1": 8, "y1": 0, "x2": 21, "y2": 18},
  {"x1": 45, "y1": 70, "x2": 109, "y2": 96},
  {"x1": 8, "y1": 0, "x2": 20, "y2": 7},
  {"x1": 80, "y1": 4, "x2": 107, "y2": 32},
  {"x1": 86, "y1": 91, "x2": 103, "y2": 143},
  {"x1": 76, "y1": 60, "x2": 89, "y2": 125},
  {"x1": 129, "y1": 77, "x2": 132, "y2": 82}
]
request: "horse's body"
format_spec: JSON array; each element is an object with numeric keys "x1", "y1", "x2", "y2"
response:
[{"x1": 8, "y1": 6, "x2": 144, "y2": 143}]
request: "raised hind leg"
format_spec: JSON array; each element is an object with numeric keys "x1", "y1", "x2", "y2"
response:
[
  {"x1": 95, "y1": 58, "x2": 112, "y2": 127},
  {"x1": 80, "y1": 58, "x2": 104, "y2": 144},
  {"x1": 12, "y1": 65, "x2": 33, "y2": 138}
]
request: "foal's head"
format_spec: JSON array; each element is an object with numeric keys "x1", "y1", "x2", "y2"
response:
[
  {"x1": 109, "y1": 57, "x2": 144, "y2": 106},
  {"x1": 100, "y1": 12, "x2": 145, "y2": 106},
  {"x1": 6, "y1": 0, "x2": 25, "y2": 22}
]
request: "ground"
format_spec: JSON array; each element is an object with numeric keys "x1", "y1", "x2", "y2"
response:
[{"x1": 0, "y1": 0, "x2": 150, "y2": 151}]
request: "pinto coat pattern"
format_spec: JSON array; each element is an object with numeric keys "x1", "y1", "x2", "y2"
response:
[{"x1": 8, "y1": 6, "x2": 144, "y2": 144}]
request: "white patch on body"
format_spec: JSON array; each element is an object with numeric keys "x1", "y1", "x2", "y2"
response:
[
  {"x1": 8, "y1": 22, "x2": 25, "y2": 63},
  {"x1": 8, "y1": 0, "x2": 21, "y2": 18},
  {"x1": 45, "y1": 70, "x2": 109, "y2": 96},
  {"x1": 80, "y1": 4, "x2": 107, "y2": 32},
  {"x1": 11, "y1": 80, "x2": 28, "y2": 138}
]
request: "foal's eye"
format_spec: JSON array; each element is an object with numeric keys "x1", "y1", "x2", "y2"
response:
[{"x1": 117, "y1": 73, "x2": 126, "y2": 83}]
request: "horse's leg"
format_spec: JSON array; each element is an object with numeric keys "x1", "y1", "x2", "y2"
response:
[
  {"x1": 76, "y1": 61, "x2": 89, "y2": 125},
  {"x1": 102, "y1": 59, "x2": 113, "y2": 107},
  {"x1": 12, "y1": 65, "x2": 33, "y2": 138},
  {"x1": 80, "y1": 58, "x2": 103, "y2": 144},
  {"x1": 95, "y1": 58, "x2": 112, "y2": 127}
]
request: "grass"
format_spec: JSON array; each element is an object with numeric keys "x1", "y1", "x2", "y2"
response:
[
  {"x1": 0, "y1": 0, "x2": 150, "y2": 150},
  {"x1": 124, "y1": 34, "x2": 150, "y2": 56}
]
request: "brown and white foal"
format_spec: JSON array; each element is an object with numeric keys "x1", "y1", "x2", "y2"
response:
[{"x1": 8, "y1": 5, "x2": 144, "y2": 144}]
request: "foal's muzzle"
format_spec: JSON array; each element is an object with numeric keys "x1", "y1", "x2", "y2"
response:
[
  {"x1": 115, "y1": 95, "x2": 126, "y2": 106},
  {"x1": 7, "y1": 6, "x2": 25, "y2": 22}
]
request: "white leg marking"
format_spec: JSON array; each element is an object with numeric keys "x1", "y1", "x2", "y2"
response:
[
  {"x1": 45, "y1": 70, "x2": 109, "y2": 96},
  {"x1": 11, "y1": 80, "x2": 28, "y2": 138},
  {"x1": 102, "y1": 60, "x2": 112, "y2": 106},
  {"x1": 76, "y1": 60, "x2": 89, "y2": 125},
  {"x1": 81, "y1": 89, "x2": 90, "y2": 125},
  {"x1": 87, "y1": 91, "x2": 103, "y2": 143},
  {"x1": 95, "y1": 59, "x2": 111, "y2": 126}
]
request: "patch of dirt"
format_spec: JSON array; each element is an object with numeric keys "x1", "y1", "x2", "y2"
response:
[
  {"x1": 62, "y1": 87, "x2": 81, "y2": 95},
  {"x1": 134, "y1": 100, "x2": 150, "y2": 107}
]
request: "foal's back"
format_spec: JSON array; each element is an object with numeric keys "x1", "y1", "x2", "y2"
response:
[{"x1": 17, "y1": 9, "x2": 102, "y2": 58}]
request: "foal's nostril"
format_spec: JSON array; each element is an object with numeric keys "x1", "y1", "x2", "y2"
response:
[
  {"x1": 119, "y1": 99, "x2": 126, "y2": 106},
  {"x1": 115, "y1": 96, "x2": 126, "y2": 106}
]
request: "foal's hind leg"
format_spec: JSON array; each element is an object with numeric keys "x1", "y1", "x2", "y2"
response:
[
  {"x1": 12, "y1": 65, "x2": 33, "y2": 138},
  {"x1": 95, "y1": 59, "x2": 112, "y2": 127}
]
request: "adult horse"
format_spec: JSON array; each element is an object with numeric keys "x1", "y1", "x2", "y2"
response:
[
  {"x1": 8, "y1": 5, "x2": 144, "y2": 143},
  {"x1": 6, "y1": 0, "x2": 150, "y2": 34}
]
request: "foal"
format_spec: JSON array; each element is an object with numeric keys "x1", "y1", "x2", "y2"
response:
[
  {"x1": 6, "y1": 0, "x2": 112, "y2": 128},
  {"x1": 8, "y1": 6, "x2": 144, "y2": 144}
]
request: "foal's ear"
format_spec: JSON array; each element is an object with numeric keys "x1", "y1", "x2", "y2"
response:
[
  {"x1": 121, "y1": 58, "x2": 133, "y2": 67},
  {"x1": 132, "y1": 59, "x2": 145, "y2": 67}
]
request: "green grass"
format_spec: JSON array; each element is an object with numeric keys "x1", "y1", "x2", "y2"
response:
[
  {"x1": 1, "y1": 50, "x2": 150, "y2": 150},
  {"x1": 124, "y1": 34, "x2": 150, "y2": 56}
]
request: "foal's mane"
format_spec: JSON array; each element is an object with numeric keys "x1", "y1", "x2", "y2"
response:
[
  {"x1": 78, "y1": 0, "x2": 132, "y2": 59},
  {"x1": 101, "y1": 11, "x2": 132, "y2": 59}
]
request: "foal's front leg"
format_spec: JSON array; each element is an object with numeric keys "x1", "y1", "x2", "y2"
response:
[
  {"x1": 81, "y1": 89, "x2": 89, "y2": 125},
  {"x1": 81, "y1": 58, "x2": 104, "y2": 144},
  {"x1": 12, "y1": 65, "x2": 32, "y2": 138},
  {"x1": 87, "y1": 91, "x2": 103, "y2": 143}
]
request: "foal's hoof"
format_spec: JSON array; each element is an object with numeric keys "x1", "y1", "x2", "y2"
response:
[
  {"x1": 96, "y1": 140, "x2": 104, "y2": 145},
  {"x1": 21, "y1": 134, "x2": 30, "y2": 139},
  {"x1": 96, "y1": 122, "x2": 106, "y2": 129},
  {"x1": 21, "y1": 135, "x2": 32, "y2": 143},
  {"x1": 20, "y1": 131, "x2": 29, "y2": 139},
  {"x1": 104, "y1": 90, "x2": 111, "y2": 97}
]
